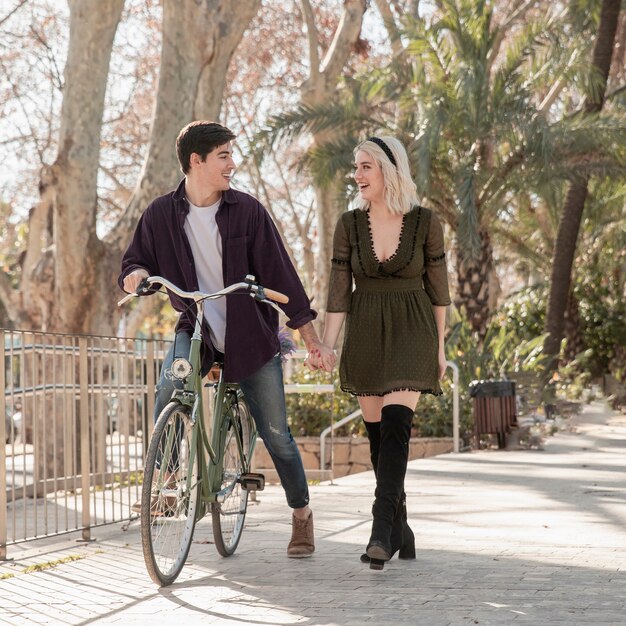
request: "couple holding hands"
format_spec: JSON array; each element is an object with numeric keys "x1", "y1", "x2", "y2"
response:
[{"x1": 120, "y1": 121, "x2": 449, "y2": 569}]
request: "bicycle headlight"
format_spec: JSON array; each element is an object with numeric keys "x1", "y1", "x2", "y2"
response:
[{"x1": 171, "y1": 358, "x2": 193, "y2": 380}]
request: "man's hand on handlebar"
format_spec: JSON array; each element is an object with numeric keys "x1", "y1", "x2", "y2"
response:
[
  {"x1": 123, "y1": 269, "x2": 149, "y2": 294},
  {"x1": 118, "y1": 273, "x2": 288, "y2": 311}
]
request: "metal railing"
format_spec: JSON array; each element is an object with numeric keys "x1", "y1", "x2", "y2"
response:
[
  {"x1": 1, "y1": 335, "x2": 337, "y2": 558},
  {"x1": 1, "y1": 329, "x2": 170, "y2": 559}
]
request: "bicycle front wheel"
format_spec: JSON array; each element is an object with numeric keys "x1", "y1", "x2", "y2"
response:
[
  {"x1": 141, "y1": 402, "x2": 200, "y2": 586},
  {"x1": 212, "y1": 394, "x2": 252, "y2": 556}
]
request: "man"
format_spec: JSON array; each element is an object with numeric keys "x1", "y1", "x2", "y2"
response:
[{"x1": 119, "y1": 121, "x2": 335, "y2": 557}]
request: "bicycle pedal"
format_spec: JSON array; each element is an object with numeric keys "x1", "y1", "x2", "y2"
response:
[{"x1": 239, "y1": 472, "x2": 265, "y2": 491}]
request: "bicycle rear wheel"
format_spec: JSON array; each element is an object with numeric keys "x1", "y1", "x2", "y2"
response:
[
  {"x1": 212, "y1": 394, "x2": 251, "y2": 556},
  {"x1": 141, "y1": 402, "x2": 200, "y2": 586}
]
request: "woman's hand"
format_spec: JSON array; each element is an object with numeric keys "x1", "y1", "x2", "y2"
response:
[
  {"x1": 438, "y1": 346, "x2": 448, "y2": 380},
  {"x1": 304, "y1": 347, "x2": 322, "y2": 371},
  {"x1": 317, "y1": 343, "x2": 337, "y2": 372},
  {"x1": 304, "y1": 343, "x2": 336, "y2": 372}
]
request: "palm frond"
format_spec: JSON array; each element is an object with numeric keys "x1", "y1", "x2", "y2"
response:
[{"x1": 300, "y1": 135, "x2": 362, "y2": 189}]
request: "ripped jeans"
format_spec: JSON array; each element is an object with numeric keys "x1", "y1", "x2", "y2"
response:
[{"x1": 154, "y1": 332, "x2": 309, "y2": 509}]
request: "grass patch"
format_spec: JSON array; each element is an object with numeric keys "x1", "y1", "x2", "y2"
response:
[
  {"x1": 94, "y1": 470, "x2": 144, "y2": 491},
  {"x1": 20, "y1": 554, "x2": 86, "y2": 575}
]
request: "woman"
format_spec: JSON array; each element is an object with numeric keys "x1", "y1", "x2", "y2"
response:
[{"x1": 314, "y1": 136, "x2": 450, "y2": 570}]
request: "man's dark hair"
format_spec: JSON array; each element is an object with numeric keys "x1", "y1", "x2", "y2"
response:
[{"x1": 176, "y1": 121, "x2": 236, "y2": 174}]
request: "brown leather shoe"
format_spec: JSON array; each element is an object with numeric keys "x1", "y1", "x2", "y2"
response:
[{"x1": 287, "y1": 511, "x2": 315, "y2": 558}]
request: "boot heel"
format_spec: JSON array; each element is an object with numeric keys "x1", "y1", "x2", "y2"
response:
[
  {"x1": 369, "y1": 558, "x2": 385, "y2": 570},
  {"x1": 398, "y1": 524, "x2": 415, "y2": 559},
  {"x1": 398, "y1": 544, "x2": 416, "y2": 559}
]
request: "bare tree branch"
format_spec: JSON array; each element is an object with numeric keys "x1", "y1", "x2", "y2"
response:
[
  {"x1": 0, "y1": 0, "x2": 28, "y2": 29},
  {"x1": 320, "y1": 0, "x2": 367, "y2": 81},
  {"x1": 487, "y1": 0, "x2": 544, "y2": 77},
  {"x1": 375, "y1": 0, "x2": 404, "y2": 57},
  {"x1": 29, "y1": 24, "x2": 64, "y2": 91},
  {"x1": 0, "y1": 57, "x2": 46, "y2": 164},
  {"x1": 299, "y1": 0, "x2": 321, "y2": 79}
]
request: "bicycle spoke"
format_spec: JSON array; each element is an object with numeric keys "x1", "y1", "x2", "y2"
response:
[
  {"x1": 212, "y1": 395, "x2": 251, "y2": 556},
  {"x1": 141, "y1": 403, "x2": 199, "y2": 586}
]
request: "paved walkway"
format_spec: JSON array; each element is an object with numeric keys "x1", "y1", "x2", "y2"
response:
[{"x1": 1, "y1": 400, "x2": 626, "y2": 626}]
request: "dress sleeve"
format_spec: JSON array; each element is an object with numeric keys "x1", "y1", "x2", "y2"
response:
[
  {"x1": 423, "y1": 212, "x2": 451, "y2": 306},
  {"x1": 326, "y1": 214, "x2": 353, "y2": 312}
]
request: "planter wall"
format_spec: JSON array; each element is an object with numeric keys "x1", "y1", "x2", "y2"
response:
[{"x1": 252, "y1": 436, "x2": 454, "y2": 482}]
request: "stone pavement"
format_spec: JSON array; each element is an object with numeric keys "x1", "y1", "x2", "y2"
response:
[{"x1": 1, "y1": 399, "x2": 626, "y2": 626}]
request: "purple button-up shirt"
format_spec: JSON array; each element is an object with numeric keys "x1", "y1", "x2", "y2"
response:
[{"x1": 119, "y1": 179, "x2": 317, "y2": 382}]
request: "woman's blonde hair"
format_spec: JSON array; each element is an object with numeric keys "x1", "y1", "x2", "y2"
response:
[{"x1": 353, "y1": 136, "x2": 418, "y2": 215}]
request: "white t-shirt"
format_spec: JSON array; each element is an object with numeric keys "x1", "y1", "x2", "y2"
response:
[{"x1": 183, "y1": 198, "x2": 226, "y2": 352}]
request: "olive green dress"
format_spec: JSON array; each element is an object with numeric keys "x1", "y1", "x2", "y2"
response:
[{"x1": 326, "y1": 206, "x2": 451, "y2": 396}]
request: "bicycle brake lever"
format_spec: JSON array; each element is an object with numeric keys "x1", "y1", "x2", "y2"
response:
[
  {"x1": 136, "y1": 277, "x2": 154, "y2": 294},
  {"x1": 117, "y1": 277, "x2": 156, "y2": 307},
  {"x1": 252, "y1": 284, "x2": 266, "y2": 301}
]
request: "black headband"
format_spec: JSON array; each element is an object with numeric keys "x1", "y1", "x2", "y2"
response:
[{"x1": 366, "y1": 136, "x2": 397, "y2": 168}]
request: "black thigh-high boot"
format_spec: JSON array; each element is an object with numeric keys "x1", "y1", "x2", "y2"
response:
[
  {"x1": 366, "y1": 404, "x2": 414, "y2": 570},
  {"x1": 364, "y1": 421, "x2": 381, "y2": 473},
  {"x1": 360, "y1": 421, "x2": 380, "y2": 563},
  {"x1": 360, "y1": 421, "x2": 415, "y2": 563}
]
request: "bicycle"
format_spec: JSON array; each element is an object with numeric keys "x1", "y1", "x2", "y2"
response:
[{"x1": 118, "y1": 274, "x2": 289, "y2": 586}]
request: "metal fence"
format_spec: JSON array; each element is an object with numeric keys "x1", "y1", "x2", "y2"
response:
[{"x1": 1, "y1": 329, "x2": 170, "y2": 559}]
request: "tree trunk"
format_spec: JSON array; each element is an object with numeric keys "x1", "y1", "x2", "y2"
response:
[
  {"x1": 543, "y1": 0, "x2": 621, "y2": 369},
  {"x1": 299, "y1": 0, "x2": 367, "y2": 312},
  {"x1": 563, "y1": 291, "x2": 584, "y2": 362},
  {"x1": 455, "y1": 231, "x2": 497, "y2": 338},
  {"x1": 49, "y1": 0, "x2": 125, "y2": 334}
]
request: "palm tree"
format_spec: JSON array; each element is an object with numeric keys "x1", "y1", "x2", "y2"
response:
[
  {"x1": 263, "y1": 0, "x2": 625, "y2": 337},
  {"x1": 543, "y1": 0, "x2": 623, "y2": 373}
]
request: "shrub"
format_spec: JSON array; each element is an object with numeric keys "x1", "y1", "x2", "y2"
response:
[{"x1": 284, "y1": 364, "x2": 360, "y2": 437}]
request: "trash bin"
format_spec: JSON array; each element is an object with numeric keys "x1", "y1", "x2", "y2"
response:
[{"x1": 469, "y1": 380, "x2": 517, "y2": 449}]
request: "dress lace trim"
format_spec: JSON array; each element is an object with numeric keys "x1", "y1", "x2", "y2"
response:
[
  {"x1": 352, "y1": 211, "x2": 366, "y2": 274},
  {"x1": 425, "y1": 252, "x2": 446, "y2": 263},
  {"x1": 342, "y1": 385, "x2": 443, "y2": 397},
  {"x1": 365, "y1": 210, "x2": 407, "y2": 266},
  {"x1": 331, "y1": 257, "x2": 350, "y2": 266},
  {"x1": 392, "y1": 206, "x2": 422, "y2": 275}
]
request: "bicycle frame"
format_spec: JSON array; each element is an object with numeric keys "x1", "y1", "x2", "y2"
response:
[
  {"x1": 118, "y1": 275, "x2": 277, "y2": 519},
  {"x1": 167, "y1": 302, "x2": 256, "y2": 518}
]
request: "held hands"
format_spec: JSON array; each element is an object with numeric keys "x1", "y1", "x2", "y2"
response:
[{"x1": 304, "y1": 342, "x2": 337, "y2": 373}]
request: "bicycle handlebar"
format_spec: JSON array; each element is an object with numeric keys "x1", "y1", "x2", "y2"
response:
[
  {"x1": 262, "y1": 287, "x2": 289, "y2": 304},
  {"x1": 117, "y1": 275, "x2": 289, "y2": 310}
]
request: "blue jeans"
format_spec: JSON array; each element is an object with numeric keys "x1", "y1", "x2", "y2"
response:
[{"x1": 155, "y1": 332, "x2": 309, "y2": 509}]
